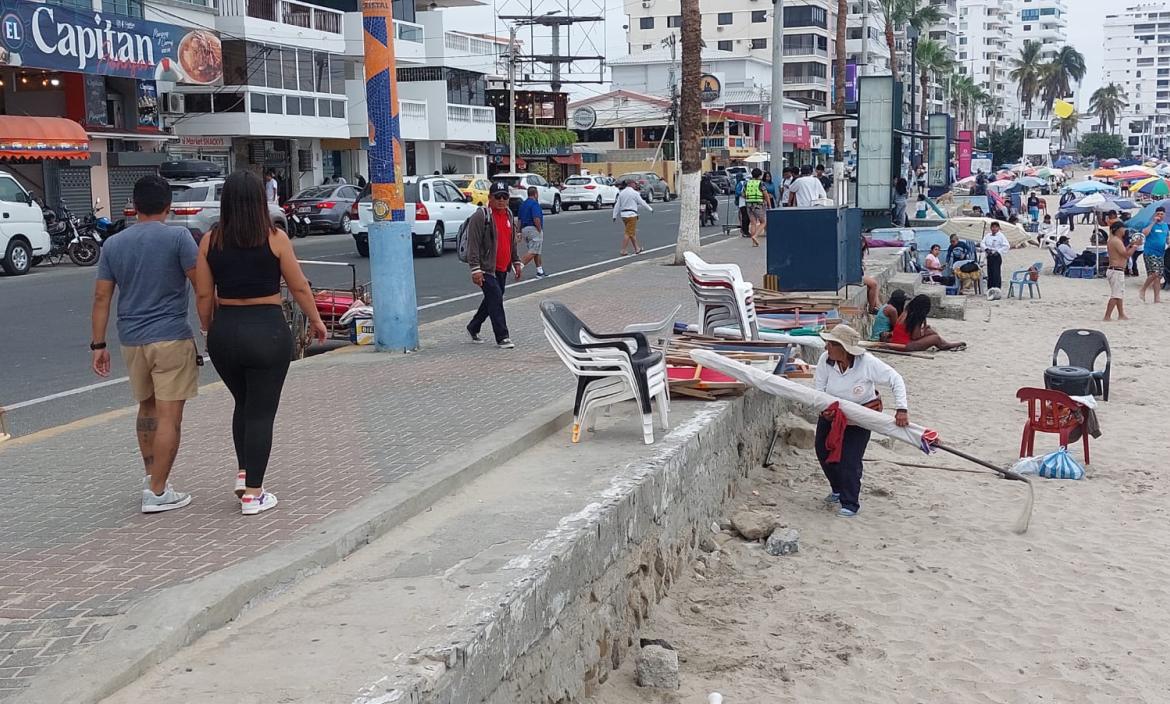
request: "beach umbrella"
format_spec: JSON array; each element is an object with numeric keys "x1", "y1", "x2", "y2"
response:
[
  {"x1": 1109, "y1": 197, "x2": 1139, "y2": 211},
  {"x1": 1035, "y1": 167, "x2": 1061, "y2": 179},
  {"x1": 1054, "y1": 156, "x2": 1075, "y2": 167},
  {"x1": 955, "y1": 175, "x2": 977, "y2": 186},
  {"x1": 1093, "y1": 168, "x2": 1121, "y2": 178},
  {"x1": 1068, "y1": 180, "x2": 1119, "y2": 194},
  {"x1": 1102, "y1": 158, "x2": 1120, "y2": 166},
  {"x1": 742, "y1": 152, "x2": 771, "y2": 164},
  {"x1": 1136, "y1": 178, "x2": 1170, "y2": 197},
  {"x1": 1016, "y1": 176, "x2": 1047, "y2": 188},
  {"x1": 995, "y1": 170, "x2": 1014, "y2": 180},
  {"x1": 988, "y1": 179, "x2": 1015, "y2": 190},
  {"x1": 1127, "y1": 198, "x2": 1170, "y2": 230}
]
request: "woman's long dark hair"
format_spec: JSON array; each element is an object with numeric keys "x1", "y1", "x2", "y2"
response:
[
  {"x1": 887, "y1": 288, "x2": 909, "y2": 315},
  {"x1": 903, "y1": 294, "x2": 932, "y2": 334},
  {"x1": 895, "y1": 177, "x2": 908, "y2": 196},
  {"x1": 763, "y1": 170, "x2": 774, "y2": 183},
  {"x1": 210, "y1": 171, "x2": 273, "y2": 250}
]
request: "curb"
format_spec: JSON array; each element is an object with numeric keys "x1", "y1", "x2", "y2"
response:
[{"x1": 13, "y1": 395, "x2": 575, "y2": 704}]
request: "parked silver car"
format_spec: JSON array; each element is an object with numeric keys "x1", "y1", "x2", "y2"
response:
[
  {"x1": 614, "y1": 172, "x2": 672, "y2": 202},
  {"x1": 285, "y1": 184, "x2": 361, "y2": 234},
  {"x1": 125, "y1": 178, "x2": 288, "y2": 242}
]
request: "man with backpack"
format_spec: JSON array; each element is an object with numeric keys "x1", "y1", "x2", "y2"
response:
[{"x1": 464, "y1": 182, "x2": 522, "y2": 349}]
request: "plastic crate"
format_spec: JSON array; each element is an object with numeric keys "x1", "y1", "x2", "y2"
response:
[{"x1": 1065, "y1": 266, "x2": 1095, "y2": 279}]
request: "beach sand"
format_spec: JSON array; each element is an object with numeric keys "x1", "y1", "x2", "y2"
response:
[{"x1": 586, "y1": 231, "x2": 1170, "y2": 704}]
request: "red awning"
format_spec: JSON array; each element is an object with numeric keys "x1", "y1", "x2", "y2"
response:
[
  {"x1": 553, "y1": 154, "x2": 581, "y2": 165},
  {"x1": 497, "y1": 156, "x2": 527, "y2": 169},
  {"x1": 0, "y1": 116, "x2": 90, "y2": 160}
]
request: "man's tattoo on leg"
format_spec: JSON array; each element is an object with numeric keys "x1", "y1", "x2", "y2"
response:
[{"x1": 137, "y1": 417, "x2": 158, "y2": 432}]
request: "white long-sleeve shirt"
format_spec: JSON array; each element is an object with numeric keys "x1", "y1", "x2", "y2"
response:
[
  {"x1": 612, "y1": 188, "x2": 652, "y2": 220},
  {"x1": 982, "y1": 230, "x2": 1010, "y2": 256},
  {"x1": 814, "y1": 351, "x2": 909, "y2": 411}
]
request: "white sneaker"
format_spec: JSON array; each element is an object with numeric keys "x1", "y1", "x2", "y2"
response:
[
  {"x1": 141, "y1": 487, "x2": 193, "y2": 514},
  {"x1": 235, "y1": 471, "x2": 246, "y2": 498},
  {"x1": 497, "y1": 338, "x2": 515, "y2": 349},
  {"x1": 241, "y1": 491, "x2": 278, "y2": 516}
]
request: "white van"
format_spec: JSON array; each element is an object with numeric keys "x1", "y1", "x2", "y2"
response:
[{"x1": 0, "y1": 171, "x2": 50, "y2": 275}]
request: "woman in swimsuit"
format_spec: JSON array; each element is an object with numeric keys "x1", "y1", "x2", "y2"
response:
[{"x1": 884, "y1": 294, "x2": 966, "y2": 352}]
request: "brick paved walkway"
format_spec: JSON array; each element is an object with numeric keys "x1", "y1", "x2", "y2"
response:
[{"x1": 0, "y1": 238, "x2": 769, "y2": 698}]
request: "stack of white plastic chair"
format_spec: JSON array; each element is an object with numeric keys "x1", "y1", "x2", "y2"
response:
[
  {"x1": 540, "y1": 300, "x2": 670, "y2": 445},
  {"x1": 683, "y1": 251, "x2": 760, "y2": 340}
]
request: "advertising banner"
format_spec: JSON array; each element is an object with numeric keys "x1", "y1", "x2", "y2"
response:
[
  {"x1": 761, "y1": 122, "x2": 811, "y2": 150},
  {"x1": 845, "y1": 62, "x2": 858, "y2": 105},
  {"x1": 0, "y1": 2, "x2": 222, "y2": 84},
  {"x1": 927, "y1": 113, "x2": 950, "y2": 189},
  {"x1": 957, "y1": 130, "x2": 973, "y2": 179},
  {"x1": 137, "y1": 80, "x2": 159, "y2": 129}
]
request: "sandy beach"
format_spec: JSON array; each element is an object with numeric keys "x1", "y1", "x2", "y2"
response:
[{"x1": 587, "y1": 225, "x2": 1170, "y2": 703}]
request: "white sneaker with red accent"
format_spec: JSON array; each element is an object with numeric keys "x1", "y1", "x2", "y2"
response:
[
  {"x1": 235, "y1": 471, "x2": 247, "y2": 498},
  {"x1": 240, "y1": 491, "x2": 278, "y2": 516}
]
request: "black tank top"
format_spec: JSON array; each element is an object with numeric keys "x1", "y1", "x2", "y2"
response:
[{"x1": 206, "y1": 237, "x2": 282, "y2": 299}]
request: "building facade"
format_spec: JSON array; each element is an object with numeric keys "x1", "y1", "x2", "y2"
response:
[
  {"x1": 1102, "y1": 2, "x2": 1170, "y2": 156},
  {"x1": 956, "y1": 0, "x2": 1016, "y2": 124}
]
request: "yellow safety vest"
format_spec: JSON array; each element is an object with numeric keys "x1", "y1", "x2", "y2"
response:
[{"x1": 743, "y1": 179, "x2": 764, "y2": 204}]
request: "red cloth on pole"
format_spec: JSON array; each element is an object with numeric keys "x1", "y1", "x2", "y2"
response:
[{"x1": 821, "y1": 401, "x2": 849, "y2": 463}]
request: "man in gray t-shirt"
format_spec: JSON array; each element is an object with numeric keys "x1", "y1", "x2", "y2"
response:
[{"x1": 91, "y1": 175, "x2": 200, "y2": 514}]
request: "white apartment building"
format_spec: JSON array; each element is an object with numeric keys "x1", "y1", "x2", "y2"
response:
[
  {"x1": 1014, "y1": 0, "x2": 1068, "y2": 62},
  {"x1": 1102, "y1": 2, "x2": 1170, "y2": 156},
  {"x1": 622, "y1": 0, "x2": 836, "y2": 111},
  {"x1": 956, "y1": 0, "x2": 1016, "y2": 125},
  {"x1": 846, "y1": 1, "x2": 892, "y2": 77}
]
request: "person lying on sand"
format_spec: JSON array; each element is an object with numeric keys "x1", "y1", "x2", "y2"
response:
[{"x1": 879, "y1": 294, "x2": 966, "y2": 352}]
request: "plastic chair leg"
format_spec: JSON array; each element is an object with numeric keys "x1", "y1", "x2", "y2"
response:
[
  {"x1": 1020, "y1": 424, "x2": 1031, "y2": 458},
  {"x1": 642, "y1": 414, "x2": 654, "y2": 445},
  {"x1": 656, "y1": 388, "x2": 670, "y2": 429},
  {"x1": 1082, "y1": 428, "x2": 1090, "y2": 464}
]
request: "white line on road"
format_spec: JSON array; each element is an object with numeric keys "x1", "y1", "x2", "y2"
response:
[
  {"x1": 6, "y1": 232, "x2": 730, "y2": 410},
  {"x1": 5, "y1": 377, "x2": 130, "y2": 411}
]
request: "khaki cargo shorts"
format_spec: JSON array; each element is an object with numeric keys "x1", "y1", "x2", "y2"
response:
[{"x1": 121, "y1": 339, "x2": 199, "y2": 402}]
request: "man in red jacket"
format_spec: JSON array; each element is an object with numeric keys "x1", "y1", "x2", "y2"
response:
[{"x1": 466, "y1": 181, "x2": 523, "y2": 348}]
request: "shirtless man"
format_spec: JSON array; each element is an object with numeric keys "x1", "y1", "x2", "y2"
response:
[{"x1": 1105, "y1": 220, "x2": 1140, "y2": 321}]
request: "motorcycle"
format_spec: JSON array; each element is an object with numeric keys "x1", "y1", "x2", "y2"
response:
[
  {"x1": 700, "y1": 198, "x2": 719, "y2": 227},
  {"x1": 43, "y1": 203, "x2": 101, "y2": 267},
  {"x1": 86, "y1": 204, "x2": 128, "y2": 240},
  {"x1": 282, "y1": 203, "x2": 311, "y2": 238}
]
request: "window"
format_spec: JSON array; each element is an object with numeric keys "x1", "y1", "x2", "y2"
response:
[
  {"x1": 639, "y1": 17, "x2": 654, "y2": 29},
  {"x1": 717, "y1": 12, "x2": 733, "y2": 25},
  {"x1": 1022, "y1": 24, "x2": 1030, "y2": 31},
  {"x1": 251, "y1": 93, "x2": 266, "y2": 112},
  {"x1": 286, "y1": 95, "x2": 300, "y2": 115},
  {"x1": 267, "y1": 94, "x2": 283, "y2": 114},
  {"x1": 282, "y1": 49, "x2": 298, "y2": 90},
  {"x1": 298, "y1": 51, "x2": 314, "y2": 92},
  {"x1": 668, "y1": 15, "x2": 681, "y2": 27},
  {"x1": 643, "y1": 43, "x2": 653, "y2": 49},
  {"x1": 783, "y1": 5, "x2": 827, "y2": 28},
  {"x1": 330, "y1": 56, "x2": 345, "y2": 95},
  {"x1": 717, "y1": 40, "x2": 733, "y2": 51},
  {"x1": 213, "y1": 93, "x2": 244, "y2": 112},
  {"x1": 751, "y1": 38, "x2": 767, "y2": 49},
  {"x1": 265, "y1": 48, "x2": 282, "y2": 88},
  {"x1": 320, "y1": 98, "x2": 332, "y2": 116},
  {"x1": 332, "y1": 100, "x2": 346, "y2": 118},
  {"x1": 301, "y1": 97, "x2": 316, "y2": 116},
  {"x1": 0, "y1": 176, "x2": 27, "y2": 203},
  {"x1": 1020, "y1": 8, "x2": 1039, "y2": 21},
  {"x1": 185, "y1": 93, "x2": 211, "y2": 113},
  {"x1": 751, "y1": 10, "x2": 766, "y2": 22}
]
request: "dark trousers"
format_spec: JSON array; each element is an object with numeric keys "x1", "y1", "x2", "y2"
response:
[
  {"x1": 468, "y1": 270, "x2": 509, "y2": 343},
  {"x1": 815, "y1": 418, "x2": 872, "y2": 513},
  {"x1": 986, "y1": 251, "x2": 1003, "y2": 289},
  {"x1": 206, "y1": 305, "x2": 293, "y2": 489},
  {"x1": 738, "y1": 205, "x2": 749, "y2": 235}
]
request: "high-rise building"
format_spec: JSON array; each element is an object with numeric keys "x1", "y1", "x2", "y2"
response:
[
  {"x1": 956, "y1": 0, "x2": 1016, "y2": 125},
  {"x1": 621, "y1": 0, "x2": 837, "y2": 111},
  {"x1": 1014, "y1": 0, "x2": 1069, "y2": 62},
  {"x1": 1102, "y1": 2, "x2": 1170, "y2": 156}
]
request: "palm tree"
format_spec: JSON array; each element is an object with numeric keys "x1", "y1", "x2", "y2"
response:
[
  {"x1": 879, "y1": 0, "x2": 943, "y2": 77},
  {"x1": 673, "y1": 0, "x2": 701, "y2": 262},
  {"x1": 914, "y1": 39, "x2": 952, "y2": 129},
  {"x1": 1055, "y1": 112, "x2": 1079, "y2": 150},
  {"x1": 833, "y1": 0, "x2": 847, "y2": 183},
  {"x1": 1089, "y1": 83, "x2": 1128, "y2": 134},
  {"x1": 1039, "y1": 45, "x2": 1087, "y2": 115},
  {"x1": 1009, "y1": 40, "x2": 1044, "y2": 120}
]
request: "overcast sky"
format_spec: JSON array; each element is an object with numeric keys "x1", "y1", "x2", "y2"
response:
[{"x1": 447, "y1": 0, "x2": 1113, "y2": 106}]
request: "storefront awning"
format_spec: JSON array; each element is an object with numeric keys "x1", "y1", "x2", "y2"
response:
[
  {"x1": 0, "y1": 116, "x2": 90, "y2": 160},
  {"x1": 553, "y1": 154, "x2": 582, "y2": 165}
]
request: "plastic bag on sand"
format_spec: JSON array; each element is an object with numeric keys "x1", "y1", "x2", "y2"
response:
[
  {"x1": 1036, "y1": 447, "x2": 1085, "y2": 480},
  {"x1": 1010, "y1": 456, "x2": 1042, "y2": 476}
]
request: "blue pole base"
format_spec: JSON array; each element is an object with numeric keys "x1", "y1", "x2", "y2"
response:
[{"x1": 367, "y1": 219, "x2": 419, "y2": 352}]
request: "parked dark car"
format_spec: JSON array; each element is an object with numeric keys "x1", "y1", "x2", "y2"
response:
[
  {"x1": 285, "y1": 184, "x2": 361, "y2": 234},
  {"x1": 708, "y1": 172, "x2": 732, "y2": 195},
  {"x1": 614, "y1": 172, "x2": 672, "y2": 202}
]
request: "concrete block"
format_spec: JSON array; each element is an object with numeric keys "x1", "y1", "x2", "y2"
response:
[{"x1": 635, "y1": 645, "x2": 679, "y2": 689}]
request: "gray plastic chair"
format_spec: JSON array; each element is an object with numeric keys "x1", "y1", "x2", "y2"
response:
[{"x1": 1052, "y1": 329, "x2": 1111, "y2": 401}]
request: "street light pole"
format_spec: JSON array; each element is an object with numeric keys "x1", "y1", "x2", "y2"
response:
[
  {"x1": 769, "y1": 0, "x2": 785, "y2": 167},
  {"x1": 908, "y1": 25, "x2": 919, "y2": 173},
  {"x1": 508, "y1": 24, "x2": 518, "y2": 173},
  {"x1": 360, "y1": 0, "x2": 417, "y2": 351}
]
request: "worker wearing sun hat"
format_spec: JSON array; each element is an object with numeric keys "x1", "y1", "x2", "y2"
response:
[{"x1": 812, "y1": 324, "x2": 910, "y2": 517}]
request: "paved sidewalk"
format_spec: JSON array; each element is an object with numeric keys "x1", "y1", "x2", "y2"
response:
[{"x1": 0, "y1": 237, "x2": 770, "y2": 699}]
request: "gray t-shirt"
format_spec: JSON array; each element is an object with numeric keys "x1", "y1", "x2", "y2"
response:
[{"x1": 96, "y1": 220, "x2": 199, "y2": 346}]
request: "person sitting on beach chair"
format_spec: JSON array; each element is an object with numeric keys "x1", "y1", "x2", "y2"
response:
[{"x1": 880, "y1": 294, "x2": 966, "y2": 352}]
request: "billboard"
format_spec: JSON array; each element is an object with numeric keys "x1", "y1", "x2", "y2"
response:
[
  {"x1": 927, "y1": 113, "x2": 951, "y2": 188},
  {"x1": 957, "y1": 130, "x2": 973, "y2": 179},
  {"x1": 0, "y1": 3, "x2": 223, "y2": 84},
  {"x1": 855, "y1": 76, "x2": 899, "y2": 211}
]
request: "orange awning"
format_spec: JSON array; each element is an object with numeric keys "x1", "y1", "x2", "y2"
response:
[
  {"x1": 0, "y1": 116, "x2": 90, "y2": 160},
  {"x1": 553, "y1": 154, "x2": 582, "y2": 165}
]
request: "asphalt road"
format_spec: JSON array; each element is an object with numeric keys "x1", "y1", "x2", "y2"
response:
[{"x1": 0, "y1": 195, "x2": 737, "y2": 437}]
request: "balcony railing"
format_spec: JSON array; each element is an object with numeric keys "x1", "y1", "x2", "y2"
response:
[
  {"x1": 702, "y1": 136, "x2": 755, "y2": 149},
  {"x1": 220, "y1": 0, "x2": 342, "y2": 34},
  {"x1": 447, "y1": 104, "x2": 496, "y2": 124},
  {"x1": 444, "y1": 32, "x2": 501, "y2": 58},
  {"x1": 400, "y1": 99, "x2": 427, "y2": 120},
  {"x1": 396, "y1": 19, "x2": 424, "y2": 43}
]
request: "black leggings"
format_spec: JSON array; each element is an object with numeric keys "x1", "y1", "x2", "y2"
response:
[{"x1": 206, "y1": 305, "x2": 293, "y2": 489}]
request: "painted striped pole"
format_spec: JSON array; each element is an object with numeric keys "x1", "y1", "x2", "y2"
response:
[{"x1": 362, "y1": 0, "x2": 418, "y2": 351}]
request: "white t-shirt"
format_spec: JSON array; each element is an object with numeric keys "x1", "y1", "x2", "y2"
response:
[
  {"x1": 265, "y1": 177, "x2": 278, "y2": 203},
  {"x1": 790, "y1": 176, "x2": 827, "y2": 208}
]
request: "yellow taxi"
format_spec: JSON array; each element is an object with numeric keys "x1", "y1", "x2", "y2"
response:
[{"x1": 450, "y1": 175, "x2": 491, "y2": 206}]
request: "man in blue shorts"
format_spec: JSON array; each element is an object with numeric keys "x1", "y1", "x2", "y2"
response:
[
  {"x1": 1139, "y1": 206, "x2": 1168, "y2": 303},
  {"x1": 518, "y1": 186, "x2": 546, "y2": 277}
]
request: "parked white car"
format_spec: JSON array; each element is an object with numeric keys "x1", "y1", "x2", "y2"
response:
[
  {"x1": 349, "y1": 176, "x2": 471, "y2": 258},
  {"x1": 0, "y1": 171, "x2": 50, "y2": 275},
  {"x1": 559, "y1": 175, "x2": 620, "y2": 210},
  {"x1": 491, "y1": 172, "x2": 561, "y2": 214}
]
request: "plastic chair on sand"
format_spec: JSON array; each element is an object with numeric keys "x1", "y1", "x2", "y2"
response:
[
  {"x1": 540, "y1": 300, "x2": 669, "y2": 445},
  {"x1": 1007, "y1": 261, "x2": 1043, "y2": 299},
  {"x1": 1048, "y1": 247, "x2": 1068, "y2": 276},
  {"x1": 1052, "y1": 329, "x2": 1111, "y2": 401},
  {"x1": 1017, "y1": 387, "x2": 1091, "y2": 464}
]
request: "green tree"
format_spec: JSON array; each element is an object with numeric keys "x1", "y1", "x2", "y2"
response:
[
  {"x1": 1078, "y1": 132, "x2": 1128, "y2": 160},
  {"x1": 1089, "y1": 83, "x2": 1128, "y2": 134},
  {"x1": 1039, "y1": 45, "x2": 1087, "y2": 115},
  {"x1": 1055, "y1": 112, "x2": 1079, "y2": 151},
  {"x1": 914, "y1": 39, "x2": 953, "y2": 129},
  {"x1": 878, "y1": 0, "x2": 942, "y2": 77},
  {"x1": 988, "y1": 127, "x2": 1024, "y2": 165},
  {"x1": 1009, "y1": 40, "x2": 1044, "y2": 120}
]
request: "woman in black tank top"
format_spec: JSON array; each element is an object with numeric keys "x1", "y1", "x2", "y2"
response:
[{"x1": 194, "y1": 171, "x2": 325, "y2": 516}]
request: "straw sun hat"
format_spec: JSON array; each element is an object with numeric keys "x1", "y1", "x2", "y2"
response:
[{"x1": 819, "y1": 324, "x2": 865, "y2": 356}]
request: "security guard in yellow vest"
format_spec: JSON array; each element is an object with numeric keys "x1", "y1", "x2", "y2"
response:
[{"x1": 743, "y1": 167, "x2": 768, "y2": 247}]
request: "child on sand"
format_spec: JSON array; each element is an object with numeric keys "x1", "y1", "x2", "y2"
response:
[{"x1": 1105, "y1": 220, "x2": 1140, "y2": 321}]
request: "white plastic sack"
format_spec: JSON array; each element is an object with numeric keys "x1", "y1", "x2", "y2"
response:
[{"x1": 1036, "y1": 447, "x2": 1085, "y2": 480}]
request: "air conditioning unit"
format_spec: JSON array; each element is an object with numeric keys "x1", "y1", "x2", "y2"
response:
[
  {"x1": 717, "y1": 25, "x2": 724, "y2": 31},
  {"x1": 163, "y1": 93, "x2": 185, "y2": 114}
]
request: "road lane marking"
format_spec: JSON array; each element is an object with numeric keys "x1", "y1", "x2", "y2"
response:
[{"x1": 5, "y1": 377, "x2": 129, "y2": 411}]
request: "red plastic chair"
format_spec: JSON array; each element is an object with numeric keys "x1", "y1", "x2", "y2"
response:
[{"x1": 1016, "y1": 387, "x2": 1090, "y2": 464}]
